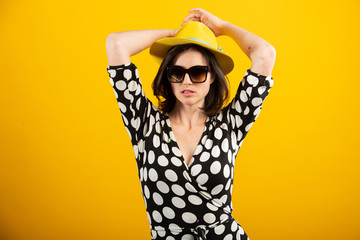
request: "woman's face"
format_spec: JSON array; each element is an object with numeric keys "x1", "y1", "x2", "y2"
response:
[{"x1": 170, "y1": 49, "x2": 214, "y2": 110}]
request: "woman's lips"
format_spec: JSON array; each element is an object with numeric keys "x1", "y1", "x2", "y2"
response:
[{"x1": 181, "y1": 89, "x2": 195, "y2": 96}]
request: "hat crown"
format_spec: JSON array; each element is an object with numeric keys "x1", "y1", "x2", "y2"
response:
[{"x1": 175, "y1": 21, "x2": 218, "y2": 49}]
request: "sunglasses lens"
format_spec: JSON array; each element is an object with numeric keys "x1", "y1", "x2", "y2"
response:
[
  {"x1": 167, "y1": 67, "x2": 184, "y2": 83},
  {"x1": 189, "y1": 66, "x2": 208, "y2": 83},
  {"x1": 167, "y1": 66, "x2": 208, "y2": 83}
]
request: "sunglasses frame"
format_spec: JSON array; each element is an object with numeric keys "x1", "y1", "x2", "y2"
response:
[{"x1": 166, "y1": 65, "x2": 209, "y2": 83}]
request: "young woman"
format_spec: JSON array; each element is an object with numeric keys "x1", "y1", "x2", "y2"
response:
[{"x1": 106, "y1": 8, "x2": 275, "y2": 240}]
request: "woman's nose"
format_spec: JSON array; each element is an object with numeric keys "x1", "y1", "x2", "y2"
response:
[{"x1": 182, "y1": 73, "x2": 192, "y2": 84}]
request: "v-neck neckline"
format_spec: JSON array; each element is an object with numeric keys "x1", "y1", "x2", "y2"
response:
[{"x1": 164, "y1": 113, "x2": 210, "y2": 169}]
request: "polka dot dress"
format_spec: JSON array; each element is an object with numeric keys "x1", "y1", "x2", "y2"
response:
[{"x1": 107, "y1": 62, "x2": 274, "y2": 240}]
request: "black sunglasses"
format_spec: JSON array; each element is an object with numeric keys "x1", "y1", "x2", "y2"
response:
[{"x1": 166, "y1": 65, "x2": 209, "y2": 83}]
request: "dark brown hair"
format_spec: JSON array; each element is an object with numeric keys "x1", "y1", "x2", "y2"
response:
[{"x1": 152, "y1": 44, "x2": 229, "y2": 116}]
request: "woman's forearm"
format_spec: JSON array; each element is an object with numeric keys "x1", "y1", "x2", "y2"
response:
[
  {"x1": 106, "y1": 29, "x2": 176, "y2": 66},
  {"x1": 220, "y1": 21, "x2": 276, "y2": 62}
]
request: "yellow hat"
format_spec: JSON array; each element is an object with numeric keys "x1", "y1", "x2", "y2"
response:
[{"x1": 149, "y1": 21, "x2": 234, "y2": 75}]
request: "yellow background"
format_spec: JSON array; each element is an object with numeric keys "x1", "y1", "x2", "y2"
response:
[{"x1": 1, "y1": 0, "x2": 359, "y2": 239}]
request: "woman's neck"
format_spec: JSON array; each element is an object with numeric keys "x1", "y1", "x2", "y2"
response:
[{"x1": 168, "y1": 104, "x2": 207, "y2": 130}]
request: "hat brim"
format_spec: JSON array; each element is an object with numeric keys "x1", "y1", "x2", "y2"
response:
[{"x1": 150, "y1": 37, "x2": 234, "y2": 75}]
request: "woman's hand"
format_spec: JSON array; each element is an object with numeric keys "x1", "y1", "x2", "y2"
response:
[
  {"x1": 169, "y1": 28, "x2": 180, "y2": 37},
  {"x1": 182, "y1": 8, "x2": 227, "y2": 37}
]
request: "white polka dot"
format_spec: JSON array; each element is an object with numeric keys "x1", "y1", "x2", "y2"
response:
[
  {"x1": 171, "y1": 184, "x2": 185, "y2": 196},
  {"x1": 148, "y1": 168, "x2": 158, "y2": 182},
  {"x1": 235, "y1": 115, "x2": 242, "y2": 128},
  {"x1": 151, "y1": 230, "x2": 157, "y2": 239},
  {"x1": 224, "y1": 233, "x2": 233, "y2": 240},
  {"x1": 162, "y1": 207, "x2": 175, "y2": 219},
  {"x1": 181, "y1": 234, "x2": 195, "y2": 240},
  {"x1": 134, "y1": 145, "x2": 139, "y2": 162},
  {"x1": 246, "y1": 86, "x2": 252, "y2": 96},
  {"x1": 181, "y1": 212, "x2": 197, "y2": 224},
  {"x1": 161, "y1": 143, "x2": 170, "y2": 154},
  {"x1": 214, "y1": 224, "x2": 225, "y2": 235},
  {"x1": 210, "y1": 161, "x2": 221, "y2": 175},
  {"x1": 244, "y1": 106, "x2": 250, "y2": 115},
  {"x1": 247, "y1": 75, "x2": 259, "y2": 86},
  {"x1": 143, "y1": 167, "x2": 148, "y2": 181},
  {"x1": 245, "y1": 122, "x2": 253, "y2": 132},
  {"x1": 225, "y1": 179, "x2": 231, "y2": 190},
  {"x1": 188, "y1": 195, "x2": 203, "y2": 205},
  {"x1": 124, "y1": 89, "x2": 133, "y2": 102},
  {"x1": 131, "y1": 117, "x2": 140, "y2": 131},
  {"x1": 185, "y1": 182, "x2": 197, "y2": 193},
  {"x1": 227, "y1": 151, "x2": 232, "y2": 163},
  {"x1": 172, "y1": 147, "x2": 182, "y2": 157},
  {"x1": 211, "y1": 146, "x2": 220, "y2": 158},
  {"x1": 171, "y1": 157, "x2": 183, "y2": 167},
  {"x1": 206, "y1": 202, "x2": 218, "y2": 211},
  {"x1": 108, "y1": 69, "x2": 116, "y2": 78},
  {"x1": 128, "y1": 81, "x2": 137, "y2": 92},
  {"x1": 157, "y1": 181, "x2": 170, "y2": 194},
  {"x1": 224, "y1": 164, "x2": 230, "y2": 178},
  {"x1": 136, "y1": 98, "x2": 141, "y2": 110},
  {"x1": 153, "y1": 135, "x2": 160, "y2": 148},
  {"x1": 231, "y1": 131, "x2": 237, "y2": 150},
  {"x1": 199, "y1": 152, "x2": 210, "y2": 162},
  {"x1": 237, "y1": 130, "x2": 243, "y2": 142},
  {"x1": 148, "y1": 150, "x2": 155, "y2": 164},
  {"x1": 153, "y1": 192, "x2": 164, "y2": 205},
  {"x1": 220, "y1": 195, "x2": 228, "y2": 204},
  {"x1": 203, "y1": 213, "x2": 216, "y2": 224},
  {"x1": 214, "y1": 128, "x2": 223, "y2": 140},
  {"x1": 123, "y1": 69, "x2": 132, "y2": 80},
  {"x1": 172, "y1": 197, "x2": 186, "y2": 209},
  {"x1": 240, "y1": 90, "x2": 248, "y2": 102},
  {"x1": 191, "y1": 164, "x2": 202, "y2": 176},
  {"x1": 158, "y1": 155, "x2": 169, "y2": 167},
  {"x1": 155, "y1": 122, "x2": 161, "y2": 134},
  {"x1": 254, "y1": 106, "x2": 262, "y2": 116},
  {"x1": 152, "y1": 210, "x2": 162, "y2": 223},
  {"x1": 118, "y1": 102, "x2": 126, "y2": 112},
  {"x1": 115, "y1": 80, "x2": 126, "y2": 91},
  {"x1": 220, "y1": 214, "x2": 229, "y2": 221},
  {"x1": 196, "y1": 173, "x2": 209, "y2": 185},
  {"x1": 258, "y1": 86, "x2": 267, "y2": 95},
  {"x1": 237, "y1": 225, "x2": 245, "y2": 235},
  {"x1": 221, "y1": 138, "x2": 229, "y2": 153},
  {"x1": 231, "y1": 220, "x2": 238, "y2": 232},
  {"x1": 235, "y1": 101, "x2": 242, "y2": 113},
  {"x1": 157, "y1": 226, "x2": 166, "y2": 237},
  {"x1": 169, "y1": 223, "x2": 181, "y2": 235},
  {"x1": 165, "y1": 169, "x2": 178, "y2": 182},
  {"x1": 252, "y1": 97, "x2": 262, "y2": 107},
  {"x1": 203, "y1": 139, "x2": 213, "y2": 150},
  {"x1": 194, "y1": 145, "x2": 203, "y2": 155},
  {"x1": 211, "y1": 184, "x2": 224, "y2": 196},
  {"x1": 144, "y1": 185, "x2": 150, "y2": 199}
]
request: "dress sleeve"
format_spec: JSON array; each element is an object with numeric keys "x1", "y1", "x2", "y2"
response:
[
  {"x1": 106, "y1": 62, "x2": 152, "y2": 146},
  {"x1": 222, "y1": 69, "x2": 274, "y2": 147}
]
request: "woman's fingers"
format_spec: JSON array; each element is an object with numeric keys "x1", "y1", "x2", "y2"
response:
[{"x1": 182, "y1": 12, "x2": 200, "y2": 23}]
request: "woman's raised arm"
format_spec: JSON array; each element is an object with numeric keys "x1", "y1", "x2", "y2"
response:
[
  {"x1": 183, "y1": 8, "x2": 276, "y2": 76},
  {"x1": 105, "y1": 29, "x2": 178, "y2": 66}
]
